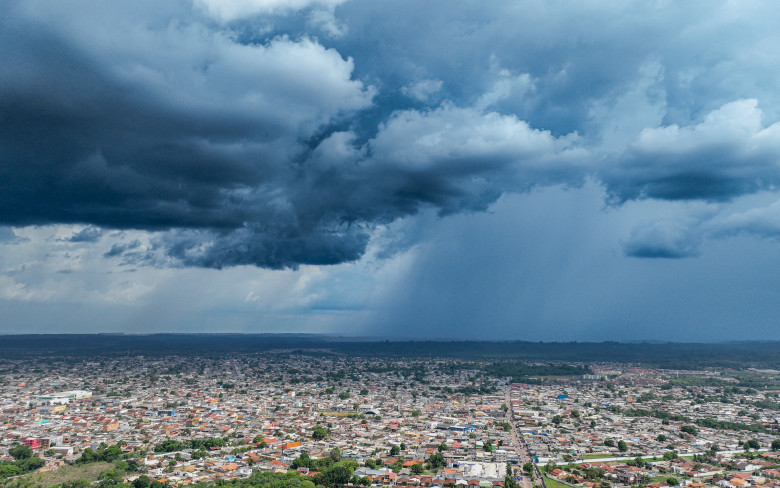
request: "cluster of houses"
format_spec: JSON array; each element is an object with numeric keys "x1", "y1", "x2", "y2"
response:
[
  {"x1": 2, "y1": 355, "x2": 780, "y2": 488},
  {"x1": 1, "y1": 355, "x2": 517, "y2": 486}
]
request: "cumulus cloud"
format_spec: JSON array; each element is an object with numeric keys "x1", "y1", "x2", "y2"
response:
[
  {"x1": 401, "y1": 79, "x2": 443, "y2": 102},
  {"x1": 623, "y1": 220, "x2": 702, "y2": 259},
  {"x1": 604, "y1": 99, "x2": 780, "y2": 202},
  {"x1": 711, "y1": 199, "x2": 780, "y2": 240},
  {"x1": 136, "y1": 105, "x2": 586, "y2": 269},
  {"x1": 6, "y1": 1, "x2": 780, "y2": 340},
  {"x1": 3, "y1": 0, "x2": 780, "y2": 273}
]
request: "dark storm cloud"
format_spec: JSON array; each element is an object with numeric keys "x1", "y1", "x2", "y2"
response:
[
  {"x1": 3, "y1": 1, "x2": 780, "y2": 268},
  {"x1": 104, "y1": 240, "x2": 142, "y2": 259},
  {"x1": 623, "y1": 223, "x2": 701, "y2": 259},
  {"x1": 0, "y1": 1, "x2": 585, "y2": 269}
]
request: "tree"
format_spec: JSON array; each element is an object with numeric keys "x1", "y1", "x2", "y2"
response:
[
  {"x1": 745, "y1": 439, "x2": 760, "y2": 450},
  {"x1": 552, "y1": 415, "x2": 563, "y2": 425},
  {"x1": 584, "y1": 467, "x2": 604, "y2": 480},
  {"x1": 400, "y1": 442, "x2": 407, "y2": 451},
  {"x1": 438, "y1": 442, "x2": 448, "y2": 452},
  {"x1": 360, "y1": 389, "x2": 369, "y2": 396},
  {"x1": 603, "y1": 439, "x2": 615, "y2": 447},
  {"x1": 293, "y1": 453, "x2": 314, "y2": 469},
  {"x1": 501, "y1": 403, "x2": 509, "y2": 412},
  {"x1": 330, "y1": 448, "x2": 342, "y2": 462},
  {"x1": 663, "y1": 451, "x2": 678, "y2": 461},
  {"x1": 9, "y1": 444, "x2": 33, "y2": 460},
  {"x1": 635, "y1": 457, "x2": 646, "y2": 468},
  {"x1": 427, "y1": 453, "x2": 445, "y2": 469},
  {"x1": 315, "y1": 465, "x2": 353, "y2": 488},
  {"x1": 312, "y1": 426, "x2": 328, "y2": 440},
  {"x1": 657, "y1": 434, "x2": 667, "y2": 442},
  {"x1": 390, "y1": 445, "x2": 400, "y2": 456},
  {"x1": 0, "y1": 464, "x2": 21, "y2": 478},
  {"x1": 411, "y1": 463, "x2": 424, "y2": 475},
  {"x1": 523, "y1": 462, "x2": 534, "y2": 475},
  {"x1": 772, "y1": 440, "x2": 780, "y2": 451},
  {"x1": 680, "y1": 425, "x2": 698, "y2": 436},
  {"x1": 666, "y1": 478, "x2": 679, "y2": 486},
  {"x1": 617, "y1": 440, "x2": 628, "y2": 452},
  {"x1": 133, "y1": 474, "x2": 152, "y2": 488}
]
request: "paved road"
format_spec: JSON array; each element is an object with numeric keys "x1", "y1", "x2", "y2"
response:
[
  {"x1": 505, "y1": 386, "x2": 536, "y2": 488},
  {"x1": 536, "y1": 448, "x2": 773, "y2": 466}
]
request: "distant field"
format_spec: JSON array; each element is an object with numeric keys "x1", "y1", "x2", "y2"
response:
[
  {"x1": 12, "y1": 462, "x2": 113, "y2": 488},
  {"x1": 581, "y1": 453, "x2": 611, "y2": 459},
  {"x1": 320, "y1": 411, "x2": 359, "y2": 417}
]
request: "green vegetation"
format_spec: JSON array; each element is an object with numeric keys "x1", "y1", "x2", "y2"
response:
[
  {"x1": 312, "y1": 426, "x2": 328, "y2": 440},
  {"x1": 427, "y1": 453, "x2": 445, "y2": 469},
  {"x1": 9, "y1": 445, "x2": 33, "y2": 460},
  {"x1": 696, "y1": 417, "x2": 777, "y2": 435},
  {"x1": 622, "y1": 408, "x2": 690, "y2": 423},
  {"x1": 192, "y1": 471, "x2": 317, "y2": 488},
  {"x1": 2, "y1": 461, "x2": 114, "y2": 488},
  {"x1": 78, "y1": 444, "x2": 124, "y2": 464},
  {"x1": 545, "y1": 476, "x2": 573, "y2": 488},
  {"x1": 483, "y1": 362, "x2": 591, "y2": 383},
  {"x1": 5, "y1": 335, "x2": 780, "y2": 371},
  {"x1": 0, "y1": 444, "x2": 45, "y2": 479}
]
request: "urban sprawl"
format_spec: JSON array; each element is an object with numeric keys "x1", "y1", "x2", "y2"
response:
[{"x1": 3, "y1": 355, "x2": 780, "y2": 488}]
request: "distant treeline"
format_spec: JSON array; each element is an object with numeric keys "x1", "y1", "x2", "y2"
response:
[
  {"x1": 1, "y1": 334, "x2": 779, "y2": 370},
  {"x1": 621, "y1": 407, "x2": 779, "y2": 434},
  {"x1": 482, "y1": 361, "x2": 591, "y2": 381}
]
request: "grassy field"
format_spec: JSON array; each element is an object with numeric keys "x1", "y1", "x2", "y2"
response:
[
  {"x1": 581, "y1": 453, "x2": 612, "y2": 459},
  {"x1": 10, "y1": 462, "x2": 114, "y2": 488},
  {"x1": 545, "y1": 476, "x2": 573, "y2": 488},
  {"x1": 651, "y1": 475, "x2": 682, "y2": 483}
]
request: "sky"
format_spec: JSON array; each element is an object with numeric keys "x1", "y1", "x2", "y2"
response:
[{"x1": 2, "y1": 0, "x2": 780, "y2": 341}]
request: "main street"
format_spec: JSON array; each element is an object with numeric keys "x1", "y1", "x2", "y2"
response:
[{"x1": 505, "y1": 385, "x2": 537, "y2": 488}]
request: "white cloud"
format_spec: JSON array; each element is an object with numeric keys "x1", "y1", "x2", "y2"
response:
[
  {"x1": 401, "y1": 79, "x2": 443, "y2": 102},
  {"x1": 605, "y1": 99, "x2": 780, "y2": 201},
  {"x1": 369, "y1": 103, "x2": 584, "y2": 179}
]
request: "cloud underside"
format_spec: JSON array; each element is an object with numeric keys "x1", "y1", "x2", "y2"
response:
[{"x1": 3, "y1": 2, "x2": 780, "y2": 267}]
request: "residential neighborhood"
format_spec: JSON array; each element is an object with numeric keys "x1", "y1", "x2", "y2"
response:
[{"x1": 2, "y1": 354, "x2": 780, "y2": 488}]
